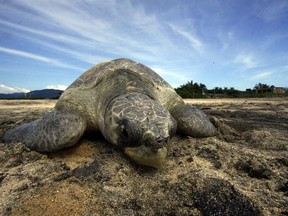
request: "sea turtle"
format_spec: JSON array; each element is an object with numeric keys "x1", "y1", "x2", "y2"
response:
[{"x1": 4, "y1": 58, "x2": 216, "y2": 168}]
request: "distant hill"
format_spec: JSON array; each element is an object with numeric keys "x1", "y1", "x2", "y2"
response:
[{"x1": 0, "y1": 89, "x2": 64, "y2": 99}]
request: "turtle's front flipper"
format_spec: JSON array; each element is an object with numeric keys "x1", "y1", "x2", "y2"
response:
[
  {"x1": 171, "y1": 103, "x2": 216, "y2": 137},
  {"x1": 4, "y1": 110, "x2": 86, "y2": 152}
]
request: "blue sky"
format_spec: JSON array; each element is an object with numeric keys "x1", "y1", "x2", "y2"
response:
[{"x1": 0, "y1": 0, "x2": 287, "y2": 93}]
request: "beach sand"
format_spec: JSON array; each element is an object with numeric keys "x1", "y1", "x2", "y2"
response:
[{"x1": 0, "y1": 98, "x2": 287, "y2": 215}]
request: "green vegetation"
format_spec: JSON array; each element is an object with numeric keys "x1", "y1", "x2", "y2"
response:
[
  {"x1": 175, "y1": 81, "x2": 287, "y2": 98},
  {"x1": 174, "y1": 81, "x2": 207, "y2": 98}
]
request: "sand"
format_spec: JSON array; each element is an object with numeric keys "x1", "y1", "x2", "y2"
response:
[{"x1": 0, "y1": 98, "x2": 287, "y2": 215}]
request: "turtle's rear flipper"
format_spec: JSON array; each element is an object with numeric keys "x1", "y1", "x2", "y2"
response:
[
  {"x1": 4, "y1": 110, "x2": 86, "y2": 152},
  {"x1": 171, "y1": 103, "x2": 216, "y2": 138}
]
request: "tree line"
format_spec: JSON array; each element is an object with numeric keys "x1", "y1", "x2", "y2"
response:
[{"x1": 174, "y1": 81, "x2": 287, "y2": 98}]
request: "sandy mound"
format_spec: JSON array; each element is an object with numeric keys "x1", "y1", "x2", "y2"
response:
[{"x1": 0, "y1": 98, "x2": 287, "y2": 215}]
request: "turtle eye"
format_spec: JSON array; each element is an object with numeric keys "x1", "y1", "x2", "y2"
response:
[
  {"x1": 120, "y1": 119, "x2": 130, "y2": 140},
  {"x1": 121, "y1": 128, "x2": 129, "y2": 138},
  {"x1": 119, "y1": 119, "x2": 141, "y2": 146}
]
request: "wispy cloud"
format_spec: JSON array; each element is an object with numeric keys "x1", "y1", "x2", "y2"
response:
[
  {"x1": 0, "y1": 1, "x2": 177, "y2": 64},
  {"x1": 251, "y1": 71, "x2": 273, "y2": 80},
  {"x1": 0, "y1": 84, "x2": 30, "y2": 94},
  {"x1": 152, "y1": 67, "x2": 189, "y2": 82},
  {"x1": 152, "y1": 66, "x2": 194, "y2": 88},
  {"x1": 0, "y1": 20, "x2": 108, "y2": 64},
  {"x1": 250, "y1": 65, "x2": 288, "y2": 81},
  {"x1": 0, "y1": 46, "x2": 53, "y2": 62},
  {"x1": 0, "y1": 0, "x2": 214, "y2": 68},
  {"x1": 253, "y1": 0, "x2": 288, "y2": 22},
  {"x1": 234, "y1": 54, "x2": 258, "y2": 69},
  {"x1": 168, "y1": 23, "x2": 204, "y2": 53},
  {"x1": 0, "y1": 20, "x2": 88, "y2": 47},
  {"x1": 46, "y1": 84, "x2": 67, "y2": 91},
  {"x1": 218, "y1": 31, "x2": 235, "y2": 51},
  {"x1": 0, "y1": 46, "x2": 84, "y2": 71}
]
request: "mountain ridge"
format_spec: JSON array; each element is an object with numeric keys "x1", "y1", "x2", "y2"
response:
[{"x1": 0, "y1": 89, "x2": 63, "y2": 99}]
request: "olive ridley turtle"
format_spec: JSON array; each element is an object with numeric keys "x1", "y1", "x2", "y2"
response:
[{"x1": 4, "y1": 58, "x2": 216, "y2": 168}]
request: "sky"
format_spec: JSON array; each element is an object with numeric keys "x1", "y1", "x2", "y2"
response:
[{"x1": 0, "y1": 0, "x2": 288, "y2": 93}]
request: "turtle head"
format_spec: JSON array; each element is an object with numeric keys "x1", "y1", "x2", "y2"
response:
[{"x1": 102, "y1": 93, "x2": 176, "y2": 168}]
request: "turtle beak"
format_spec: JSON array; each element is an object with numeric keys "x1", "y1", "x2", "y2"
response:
[{"x1": 124, "y1": 145, "x2": 167, "y2": 169}]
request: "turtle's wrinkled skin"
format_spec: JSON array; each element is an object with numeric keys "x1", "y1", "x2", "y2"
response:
[{"x1": 4, "y1": 58, "x2": 216, "y2": 168}]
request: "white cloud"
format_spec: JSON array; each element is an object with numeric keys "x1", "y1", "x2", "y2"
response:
[
  {"x1": 0, "y1": 84, "x2": 30, "y2": 94},
  {"x1": 0, "y1": 46, "x2": 84, "y2": 71},
  {"x1": 0, "y1": 1, "x2": 187, "y2": 64},
  {"x1": 0, "y1": 19, "x2": 96, "y2": 49},
  {"x1": 250, "y1": 65, "x2": 288, "y2": 81},
  {"x1": 0, "y1": 1, "x2": 161, "y2": 59},
  {"x1": 251, "y1": 71, "x2": 273, "y2": 80},
  {"x1": 46, "y1": 85, "x2": 67, "y2": 91},
  {"x1": 24, "y1": 38, "x2": 107, "y2": 65},
  {"x1": 234, "y1": 54, "x2": 257, "y2": 68},
  {"x1": 218, "y1": 31, "x2": 235, "y2": 51},
  {"x1": 0, "y1": 46, "x2": 52, "y2": 62},
  {"x1": 168, "y1": 23, "x2": 204, "y2": 53},
  {"x1": 152, "y1": 67, "x2": 189, "y2": 82},
  {"x1": 152, "y1": 67, "x2": 190, "y2": 87},
  {"x1": 253, "y1": 0, "x2": 288, "y2": 22}
]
